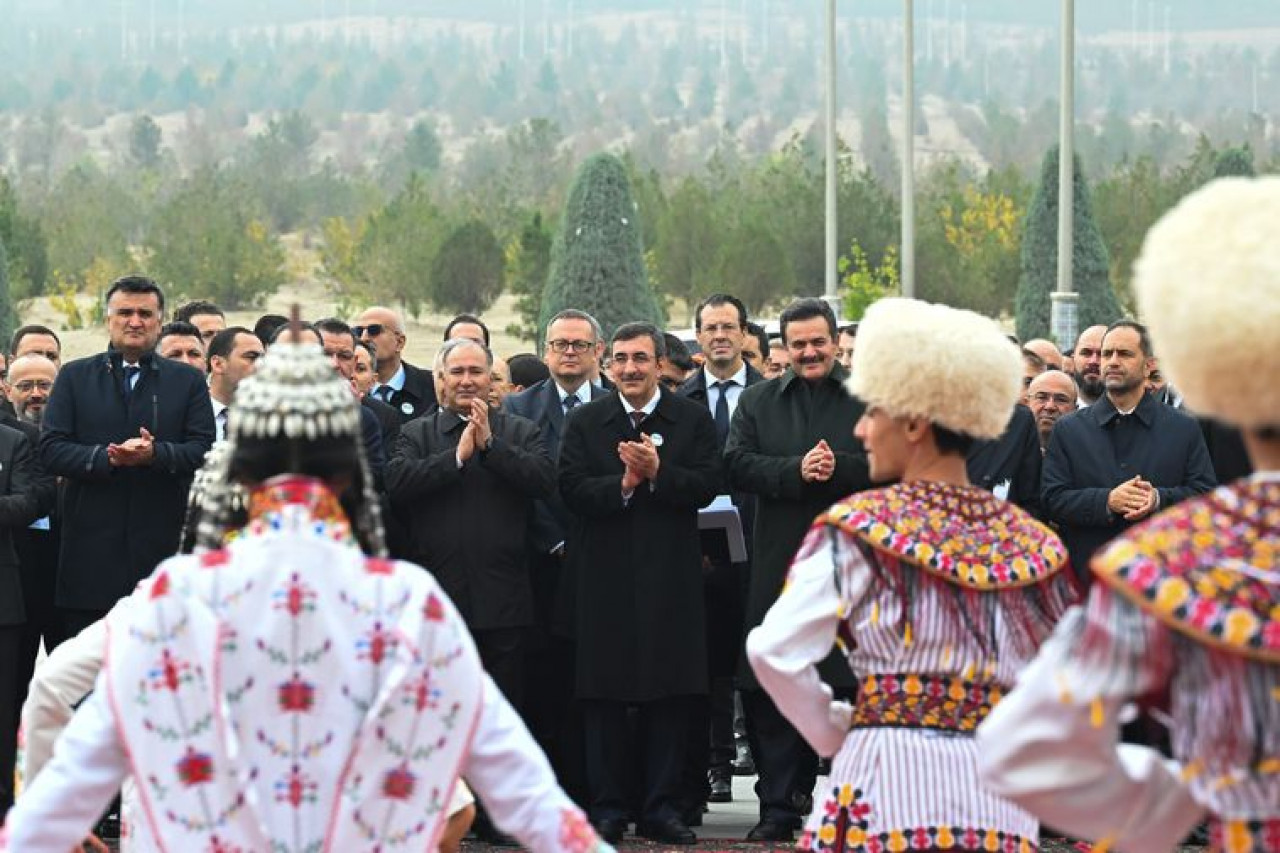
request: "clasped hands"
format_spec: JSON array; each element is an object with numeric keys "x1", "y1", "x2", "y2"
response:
[
  {"x1": 1108, "y1": 475, "x2": 1159, "y2": 521},
  {"x1": 107, "y1": 427, "x2": 155, "y2": 467},
  {"x1": 456, "y1": 399, "x2": 494, "y2": 463},
  {"x1": 800, "y1": 439, "x2": 835, "y2": 483},
  {"x1": 619, "y1": 434, "x2": 659, "y2": 492}
]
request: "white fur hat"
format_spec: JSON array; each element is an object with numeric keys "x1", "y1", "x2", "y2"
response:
[
  {"x1": 848, "y1": 297, "x2": 1021, "y2": 440},
  {"x1": 1133, "y1": 177, "x2": 1280, "y2": 429}
]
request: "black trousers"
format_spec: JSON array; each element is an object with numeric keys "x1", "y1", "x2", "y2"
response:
[
  {"x1": 523, "y1": 632, "x2": 588, "y2": 807},
  {"x1": 0, "y1": 624, "x2": 22, "y2": 817},
  {"x1": 14, "y1": 530, "x2": 63, "y2": 727},
  {"x1": 584, "y1": 696, "x2": 693, "y2": 825},
  {"x1": 473, "y1": 627, "x2": 526, "y2": 713},
  {"x1": 679, "y1": 675, "x2": 737, "y2": 808},
  {"x1": 741, "y1": 687, "x2": 817, "y2": 825}
]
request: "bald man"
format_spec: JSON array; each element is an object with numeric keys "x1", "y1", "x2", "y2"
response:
[
  {"x1": 1026, "y1": 369, "x2": 1078, "y2": 453},
  {"x1": 1071, "y1": 325, "x2": 1108, "y2": 406},
  {"x1": 1022, "y1": 338, "x2": 1063, "y2": 372},
  {"x1": 352, "y1": 306, "x2": 437, "y2": 422}
]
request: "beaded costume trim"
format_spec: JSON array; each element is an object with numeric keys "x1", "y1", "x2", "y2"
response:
[
  {"x1": 850, "y1": 674, "x2": 1002, "y2": 733},
  {"x1": 822, "y1": 481, "x2": 1068, "y2": 590},
  {"x1": 1210, "y1": 817, "x2": 1280, "y2": 853},
  {"x1": 1092, "y1": 478, "x2": 1280, "y2": 663}
]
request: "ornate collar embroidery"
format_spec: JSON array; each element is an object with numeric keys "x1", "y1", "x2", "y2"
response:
[
  {"x1": 242, "y1": 475, "x2": 356, "y2": 546},
  {"x1": 1093, "y1": 478, "x2": 1280, "y2": 662},
  {"x1": 822, "y1": 480, "x2": 1067, "y2": 590}
]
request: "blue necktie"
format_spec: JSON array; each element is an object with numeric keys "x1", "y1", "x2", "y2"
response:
[
  {"x1": 712, "y1": 380, "x2": 733, "y2": 443},
  {"x1": 122, "y1": 365, "x2": 141, "y2": 398}
]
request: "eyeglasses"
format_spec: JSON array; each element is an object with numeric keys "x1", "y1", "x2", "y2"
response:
[
  {"x1": 352, "y1": 324, "x2": 387, "y2": 338},
  {"x1": 1030, "y1": 392, "x2": 1074, "y2": 405},
  {"x1": 547, "y1": 339, "x2": 594, "y2": 354},
  {"x1": 12, "y1": 380, "x2": 53, "y2": 393}
]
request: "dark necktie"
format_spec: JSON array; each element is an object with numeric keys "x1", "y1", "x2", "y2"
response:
[
  {"x1": 629, "y1": 410, "x2": 646, "y2": 431},
  {"x1": 122, "y1": 365, "x2": 141, "y2": 398},
  {"x1": 563, "y1": 394, "x2": 580, "y2": 414},
  {"x1": 378, "y1": 385, "x2": 394, "y2": 403},
  {"x1": 216, "y1": 408, "x2": 229, "y2": 441},
  {"x1": 711, "y1": 380, "x2": 733, "y2": 443}
]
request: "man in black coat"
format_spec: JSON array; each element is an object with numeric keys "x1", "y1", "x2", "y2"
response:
[
  {"x1": 40, "y1": 276, "x2": 215, "y2": 638},
  {"x1": 559, "y1": 323, "x2": 722, "y2": 846},
  {"x1": 724, "y1": 298, "x2": 872, "y2": 843},
  {"x1": 676, "y1": 294, "x2": 765, "y2": 813},
  {"x1": 352, "y1": 306, "x2": 438, "y2": 422},
  {"x1": 967, "y1": 403, "x2": 1042, "y2": 517},
  {"x1": 385, "y1": 337, "x2": 554, "y2": 707},
  {"x1": 1043, "y1": 320, "x2": 1217, "y2": 585},
  {"x1": 0, "y1": 419, "x2": 56, "y2": 815},
  {"x1": 502, "y1": 308, "x2": 609, "y2": 801}
]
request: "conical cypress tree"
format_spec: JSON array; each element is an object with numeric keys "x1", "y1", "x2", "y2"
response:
[
  {"x1": 539, "y1": 153, "x2": 663, "y2": 342},
  {"x1": 1015, "y1": 145, "x2": 1121, "y2": 341},
  {"x1": 0, "y1": 236, "x2": 15, "y2": 350}
]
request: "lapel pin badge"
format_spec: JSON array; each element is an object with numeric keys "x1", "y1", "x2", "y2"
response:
[{"x1": 650, "y1": 433, "x2": 664, "y2": 448}]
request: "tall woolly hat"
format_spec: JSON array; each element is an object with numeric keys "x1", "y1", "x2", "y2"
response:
[
  {"x1": 193, "y1": 330, "x2": 386, "y2": 555},
  {"x1": 1132, "y1": 176, "x2": 1280, "y2": 429},
  {"x1": 848, "y1": 297, "x2": 1021, "y2": 440}
]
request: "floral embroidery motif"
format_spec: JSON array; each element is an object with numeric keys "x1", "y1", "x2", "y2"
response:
[
  {"x1": 176, "y1": 747, "x2": 215, "y2": 787},
  {"x1": 802, "y1": 816, "x2": 1035, "y2": 853},
  {"x1": 381, "y1": 764, "x2": 417, "y2": 800},
  {"x1": 273, "y1": 764, "x2": 318, "y2": 808},
  {"x1": 823, "y1": 481, "x2": 1067, "y2": 590},
  {"x1": 1094, "y1": 479, "x2": 1280, "y2": 663},
  {"x1": 559, "y1": 806, "x2": 607, "y2": 852},
  {"x1": 852, "y1": 674, "x2": 1003, "y2": 733},
  {"x1": 798, "y1": 785, "x2": 872, "y2": 851},
  {"x1": 276, "y1": 675, "x2": 316, "y2": 713}
]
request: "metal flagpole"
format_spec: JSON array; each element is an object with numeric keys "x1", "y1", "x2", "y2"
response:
[{"x1": 1051, "y1": 0, "x2": 1078, "y2": 350}]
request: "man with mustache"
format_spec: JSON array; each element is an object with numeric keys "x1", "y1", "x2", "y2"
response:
[
  {"x1": 724, "y1": 298, "x2": 872, "y2": 843},
  {"x1": 1070, "y1": 324, "x2": 1107, "y2": 406},
  {"x1": 1042, "y1": 320, "x2": 1216, "y2": 587},
  {"x1": 1027, "y1": 369, "x2": 1078, "y2": 453}
]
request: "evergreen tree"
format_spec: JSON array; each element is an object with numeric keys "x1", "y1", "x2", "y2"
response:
[
  {"x1": 0, "y1": 237, "x2": 17, "y2": 350},
  {"x1": 506, "y1": 212, "x2": 553, "y2": 343},
  {"x1": 430, "y1": 219, "x2": 504, "y2": 315},
  {"x1": 539, "y1": 153, "x2": 663, "y2": 342},
  {"x1": 1015, "y1": 145, "x2": 1121, "y2": 341},
  {"x1": 1213, "y1": 145, "x2": 1256, "y2": 178}
]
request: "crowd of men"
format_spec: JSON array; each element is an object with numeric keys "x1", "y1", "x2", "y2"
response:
[{"x1": 0, "y1": 272, "x2": 1243, "y2": 845}]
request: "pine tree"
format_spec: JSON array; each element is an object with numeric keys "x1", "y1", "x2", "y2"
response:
[
  {"x1": 0, "y1": 236, "x2": 16, "y2": 350},
  {"x1": 430, "y1": 219, "x2": 504, "y2": 315},
  {"x1": 539, "y1": 153, "x2": 663, "y2": 342},
  {"x1": 506, "y1": 212, "x2": 553, "y2": 343},
  {"x1": 1213, "y1": 146, "x2": 1255, "y2": 178},
  {"x1": 1015, "y1": 146, "x2": 1121, "y2": 342}
]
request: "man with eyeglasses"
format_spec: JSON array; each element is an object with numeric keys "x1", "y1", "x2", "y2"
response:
[
  {"x1": 503, "y1": 309, "x2": 610, "y2": 802},
  {"x1": 40, "y1": 275, "x2": 214, "y2": 643},
  {"x1": 558, "y1": 322, "x2": 721, "y2": 846},
  {"x1": 1027, "y1": 369, "x2": 1078, "y2": 453},
  {"x1": 6, "y1": 356, "x2": 56, "y2": 428},
  {"x1": 351, "y1": 306, "x2": 438, "y2": 423}
]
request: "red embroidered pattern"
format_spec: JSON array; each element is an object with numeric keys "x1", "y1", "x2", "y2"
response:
[
  {"x1": 1211, "y1": 817, "x2": 1280, "y2": 853},
  {"x1": 1093, "y1": 479, "x2": 1280, "y2": 663},
  {"x1": 851, "y1": 673, "x2": 1003, "y2": 733},
  {"x1": 823, "y1": 481, "x2": 1067, "y2": 590},
  {"x1": 558, "y1": 807, "x2": 606, "y2": 852},
  {"x1": 798, "y1": 785, "x2": 872, "y2": 851}
]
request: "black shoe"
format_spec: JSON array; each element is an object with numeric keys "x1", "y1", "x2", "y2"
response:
[
  {"x1": 746, "y1": 818, "x2": 795, "y2": 842},
  {"x1": 638, "y1": 817, "x2": 697, "y2": 845},
  {"x1": 94, "y1": 812, "x2": 121, "y2": 842},
  {"x1": 593, "y1": 817, "x2": 627, "y2": 845},
  {"x1": 708, "y1": 775, "x2": 733, "y2": 803},
  {"x1": 732, "y1": 741, "x2": 756, "y2": 775},
  {"x1": 680, "y1": 803, "x2": 705, "y2": 827}
]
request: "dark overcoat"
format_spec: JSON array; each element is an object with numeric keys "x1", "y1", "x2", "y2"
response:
[
  {"x1": 40, "y1": 350, "x2": 215, "y2": 610},
  {"x1": 724, "y1": 365, "x2": 870, "y2": 689},
  {"x1": 0, "y1": 422, "x2": 56, "y2": 626},
  {"x1": 385, "y1": 406, "x2": 554, "y2": 630},
  {"x1": 559, "y1": 389, "x2": 721, "y2": 702}
]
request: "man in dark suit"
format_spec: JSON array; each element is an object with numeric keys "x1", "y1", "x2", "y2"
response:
[
  {"x1": 560, "y1": 322, "x2": 722, "y2": 846},
  {"x1": 503, "y1": 308, "x2": 609, "y2": 801},
  {"x1": 677, "y1": 294, "x2": 765, "y2": 814},
  {"x1": 1043, "y1": 320, "x2": 1217, "y2": 585},
  {"x1": 4, "y1": 353, "x2": 60, "y2": 752},
  {"x1": 40, "y1": 276, "x2": 215, "y2": 639},
  {"x1": 725, "y1": 298, "x2": 872, "y2": 843},
  {"x1": 967, "y1": 403, "x2": 1042, "y2": 516},
  {"x1": 0, "y1": 414, "x2": 55, "y2": 816},
  {"x1": 385, "y1": 336, "x2": 554, "y2": 708},
  {"x1": 352, "y1": 306, "x2": 437, "y2": 422},
  {"x1": 206, "y1": 326, "x2": 265, "y2": 442}
]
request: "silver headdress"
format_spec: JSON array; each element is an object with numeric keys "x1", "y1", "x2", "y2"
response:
[{"x1": 192, "y1": 333, "x2": 387, "y2": 556}]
